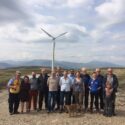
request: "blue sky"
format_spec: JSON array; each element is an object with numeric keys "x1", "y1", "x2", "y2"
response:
[{"x1": 0, "y1": 0, "x2": 125, "y2": 65}]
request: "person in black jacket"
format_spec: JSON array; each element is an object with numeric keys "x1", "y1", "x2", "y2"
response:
[
  {"x1": 20, "y1": 76, "x2": 30, "y2": 113},
  {"x1": 80, "y1": 68, "x2": 91, "y2": 112},
  {"x1": 96, "y1": 68, "x2": 104, "y2": 111},
  {"x1": 103, "y1": 68, "x2": 119, "y2": 116},
  {"x1": 37, "y1": 68, "x2": 49, "y2": 111}
]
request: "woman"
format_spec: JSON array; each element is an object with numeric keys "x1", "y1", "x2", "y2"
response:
[
  {"x1": 20, "y1": 76, "x2": 30, "y2": 113},
  {"x1": 73, "y1": 71, "x2": 85, "y2": 112}
]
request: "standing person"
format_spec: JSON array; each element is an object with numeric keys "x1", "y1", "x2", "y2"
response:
[
  {"x1": 89, "y1": 72, "x2": 101, "y2": 113},
  {"x1": 55, "y1": 71, "x2": 62, "y2": 110},
  {"x1": 73, "y1": 71, "x2": 85, "y2": 112},
  {"x1": 55, "y1": 69, "x2": 63, "y2": 110},
  {"x1": 29, "y1": 72, "x2": 38, "y2": 111},
  {"x1": 47, "y1": 72, "x2": 59, "y2": 113},
  {"x1": 7, "y1": 71, "x2": 21, "y2": 115},
  {"x1": 95, "y1": 68, "x2": 104, "y2": 111},
  {"x1": 37, "y1": 68, "x2": 49, "y2": 111},
  {"x1": 80, "y1": 68, "x2": 91, "y2": 112},
  {"x1": 103, "y1": 68, "x2": 119, "y2": 115},
  {"x1": 59, "y1": 71, "x2": 72, "y2": 113},
  {"x1": 103, "y1": 81, "x2": 114, "y2": 117},
  {"x1": 20, "y1": 76, "x2": 30, "y2": 113},
  {"x1": 68, "y1": 70, "x2": 76, "y2": 104}
]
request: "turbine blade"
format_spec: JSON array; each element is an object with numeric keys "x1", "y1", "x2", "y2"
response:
[
  {"x1": 55, "y1": 32, "x2": 68, "y2": 39},
  {"x1": 41, "y1": 28, "x2": 55, "y2": 39}
]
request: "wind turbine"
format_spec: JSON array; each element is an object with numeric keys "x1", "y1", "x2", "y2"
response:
[{"x1": 41, "y1": 28, "x2": 67, "y2": 72}]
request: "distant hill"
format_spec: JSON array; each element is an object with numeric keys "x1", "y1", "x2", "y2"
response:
[
  {"x1": 0, "y1": 62, "x2": 13, "y2": 69},
  {"x1": 0, "y1": 59, "x2": 122, "y2": 69}
]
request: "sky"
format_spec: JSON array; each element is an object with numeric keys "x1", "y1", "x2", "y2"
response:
[{"x1": 0, "y1": 0, "x2": 125, "y2": 65}]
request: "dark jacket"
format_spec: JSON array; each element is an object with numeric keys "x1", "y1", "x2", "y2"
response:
[
  {"x1": 103, "y1": 74, "x2": 119, "y2": 93},
  {"x1": 37, "y1": 73, "x2": 49, "y2": 92},
  {"x1": 80, "y1": 74, "x2": 91, "y2": 90},
  {"x1": 97, "y1": 74, "x2": 104, "y2": 89}
]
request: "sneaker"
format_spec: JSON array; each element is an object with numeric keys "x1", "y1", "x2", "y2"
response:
[
  {"x1": 14, "y1": 111, "x2": 20, "y2": 114},
  {"x1": 10, "y1": 112, "x2": 14, "y2": 115},
  {"x1": 37, "y1": 109, "x2": 42, "y2": 112},
  {"x1": 47, "y1": 110, "x2": 50, "y2": 113}
]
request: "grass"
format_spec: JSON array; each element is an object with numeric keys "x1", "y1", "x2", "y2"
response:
[{"x1": 0, "y1": 67, "x2": 125, "y2": 89}]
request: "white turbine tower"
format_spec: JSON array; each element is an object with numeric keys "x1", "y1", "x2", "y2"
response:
[{"x1": 41, "y1": 28, "x2": 67, "y2": 72}]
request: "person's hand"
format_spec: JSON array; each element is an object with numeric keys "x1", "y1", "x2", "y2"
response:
[{"x1": 12, "y1": 86, "x2": 17, "y2": 90}]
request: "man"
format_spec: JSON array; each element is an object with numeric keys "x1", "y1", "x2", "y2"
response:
[
  {"x1": 47, "y1": 71, "x2": 59, "y2": 113},
  {"x1": 103, "y1": 68, "x2": 119, "y2": 115},
  {"x1": 68, "y1": 70, "x2": 76, "y2": 104},
  {"x1": 29, "y1": 72, "x2": 38, "y2": 111},
  {"x1": 55, "y1": 67, "x2": 63, "y2": 110},
  {"x1": 59, "y1": 70, "x2": 72, "y2": 113},
  {"x1": 37, "y1": 68, "x2": 49, "y2": 111},
  {"x1": 89, "y1": 72, "x2": 101, "y2": 113},
  {"x1": 95, "y1": 68, "x2": 104, "y2": 111},
  {"x1": 8, "y1": 71, "x2": 21, "y2": 115},
  {"x1": 80, "y1": 68, "x2": 91, "y2": 112}
]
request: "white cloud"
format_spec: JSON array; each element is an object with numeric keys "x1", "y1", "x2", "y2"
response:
[
  {"x1": 67, "y1": 0, "x2": 93, "y2": 8},
  {"x1": 0, "y1": 0, "x2": 125, "y2": 65},
  {"x1": 96, "y1": 0, "x2": 125, "y2": 19}
]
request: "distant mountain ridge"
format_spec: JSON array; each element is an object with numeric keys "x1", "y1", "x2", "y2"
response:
[{"x1": 0, "y1": 59, "x2": 122, "y2": 69}]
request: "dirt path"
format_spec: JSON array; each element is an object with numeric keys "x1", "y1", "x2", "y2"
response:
[{"x1": 0, "y1": 89, "x2": 125, "y2": 125}]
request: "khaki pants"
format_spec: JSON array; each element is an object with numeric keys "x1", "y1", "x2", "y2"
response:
[{"x1": 74, "y1": 92, "x2": 84, "y2": 105}]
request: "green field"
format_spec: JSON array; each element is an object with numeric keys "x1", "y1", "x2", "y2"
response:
[{"x1": 0, "y1": 67, "x2": 125, "y2": 89}]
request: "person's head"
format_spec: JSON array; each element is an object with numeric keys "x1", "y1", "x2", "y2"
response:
[
  {"x1": 92, "y1": 72, "x2": 97, "y2": 79},
  {"x1": 106, "y1": 82, "x2": 112, "y2": 89},
  {"x1": 95, "y1": 68, "x2": 101, "y2": 75},
  {"x1": 24, "y1": 76, "x2": 29, "y2": 83},
  {"x1": 32, "y1": 72, "x2": 36, "y2": 78},
  {"x1": 69, "y1": 70, "x2": 74, "y2": 75},
  {"x1": 81, "y1": 67, "x2": 87, "y2": 74},
  {"x1": 76, "y1": 71, "x2": 81, "y2": 78},
  {"x1": 40, "y1": 68, "x2": 46, "y2": 75},
  {"x1": 63, "y1": 70, "x2": 68, "y2": 78},
  {"x1": 56, "y1": 66, "x2": 61, "y2": 71},
  {"x1": 15, "y1": 71, "x2": 21, "y2": 80},
  {"x1": 107, "y1": 68, "x2": 113, "y2": 76},
  {"x1": 56, "y1": 72, "x2": 60, "y2": 77}
]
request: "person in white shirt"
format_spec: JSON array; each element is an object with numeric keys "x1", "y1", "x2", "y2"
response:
[
  {"x1": 68, "y1": 70, "x2": 76, "y2": 104},
  {"x1": 59, "y1": 70, "x2": 72, "y2": 113}
]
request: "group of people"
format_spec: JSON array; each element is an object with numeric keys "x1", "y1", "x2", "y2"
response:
[{"x1": 7, "y1": 67, "x2": 119, "y2": 117}]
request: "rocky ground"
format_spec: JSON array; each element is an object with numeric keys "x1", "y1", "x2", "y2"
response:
[{"x1": 0, "y1": 89, "x2": 125, "y2": 125}]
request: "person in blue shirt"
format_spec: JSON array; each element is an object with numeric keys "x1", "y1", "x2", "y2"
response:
[
  {"x1": 95, "y1": 68, "x2": 104, "y2": 111},
  {"x1": 89, "y1": 72, "x2": 101, "y2": 113}
]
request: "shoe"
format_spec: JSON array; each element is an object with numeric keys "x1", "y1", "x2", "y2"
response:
[
  {"x1": 14, "y1": 111, "x2": 20, "y2": 114},
  {"x1": 84, "y1": 108, "x2": 88, "y2": 112},
  {"x1": 21, "y1": 111, "x2": 23, "y2": 114},
  {"x1": 59, "y1": 109, "x2": 63, "y2": 113},
  {"x1": 47, "y1": 110, "x2": 50, "y2": 113},
  {"x1": 37, "y1": 109, "x2": 42, "y2": 112},
  {"x1": 96, "y1": 109, "x2": 99, "y2": 113},
  {"x1": 113, "y1": 113, "x2": 117, "y2": 116},
  {"x1": 55, "y1": 108, "x2": 59, "y2": 111},
  {"x1": 10, "y1": 112, "x2": 14, "y2": 115}
]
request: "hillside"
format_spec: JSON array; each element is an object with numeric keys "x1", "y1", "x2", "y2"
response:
[{"x1": 0, "y1": 60, "x2": 123, "y2": 69}]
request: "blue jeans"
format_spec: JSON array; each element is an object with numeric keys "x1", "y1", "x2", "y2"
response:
[
  {"x1": 60, "y1": 91, "x2": 71, "y2": 106},
  {"x1": 48, "y1": 91, "x2": 57, "y2": 111}
]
